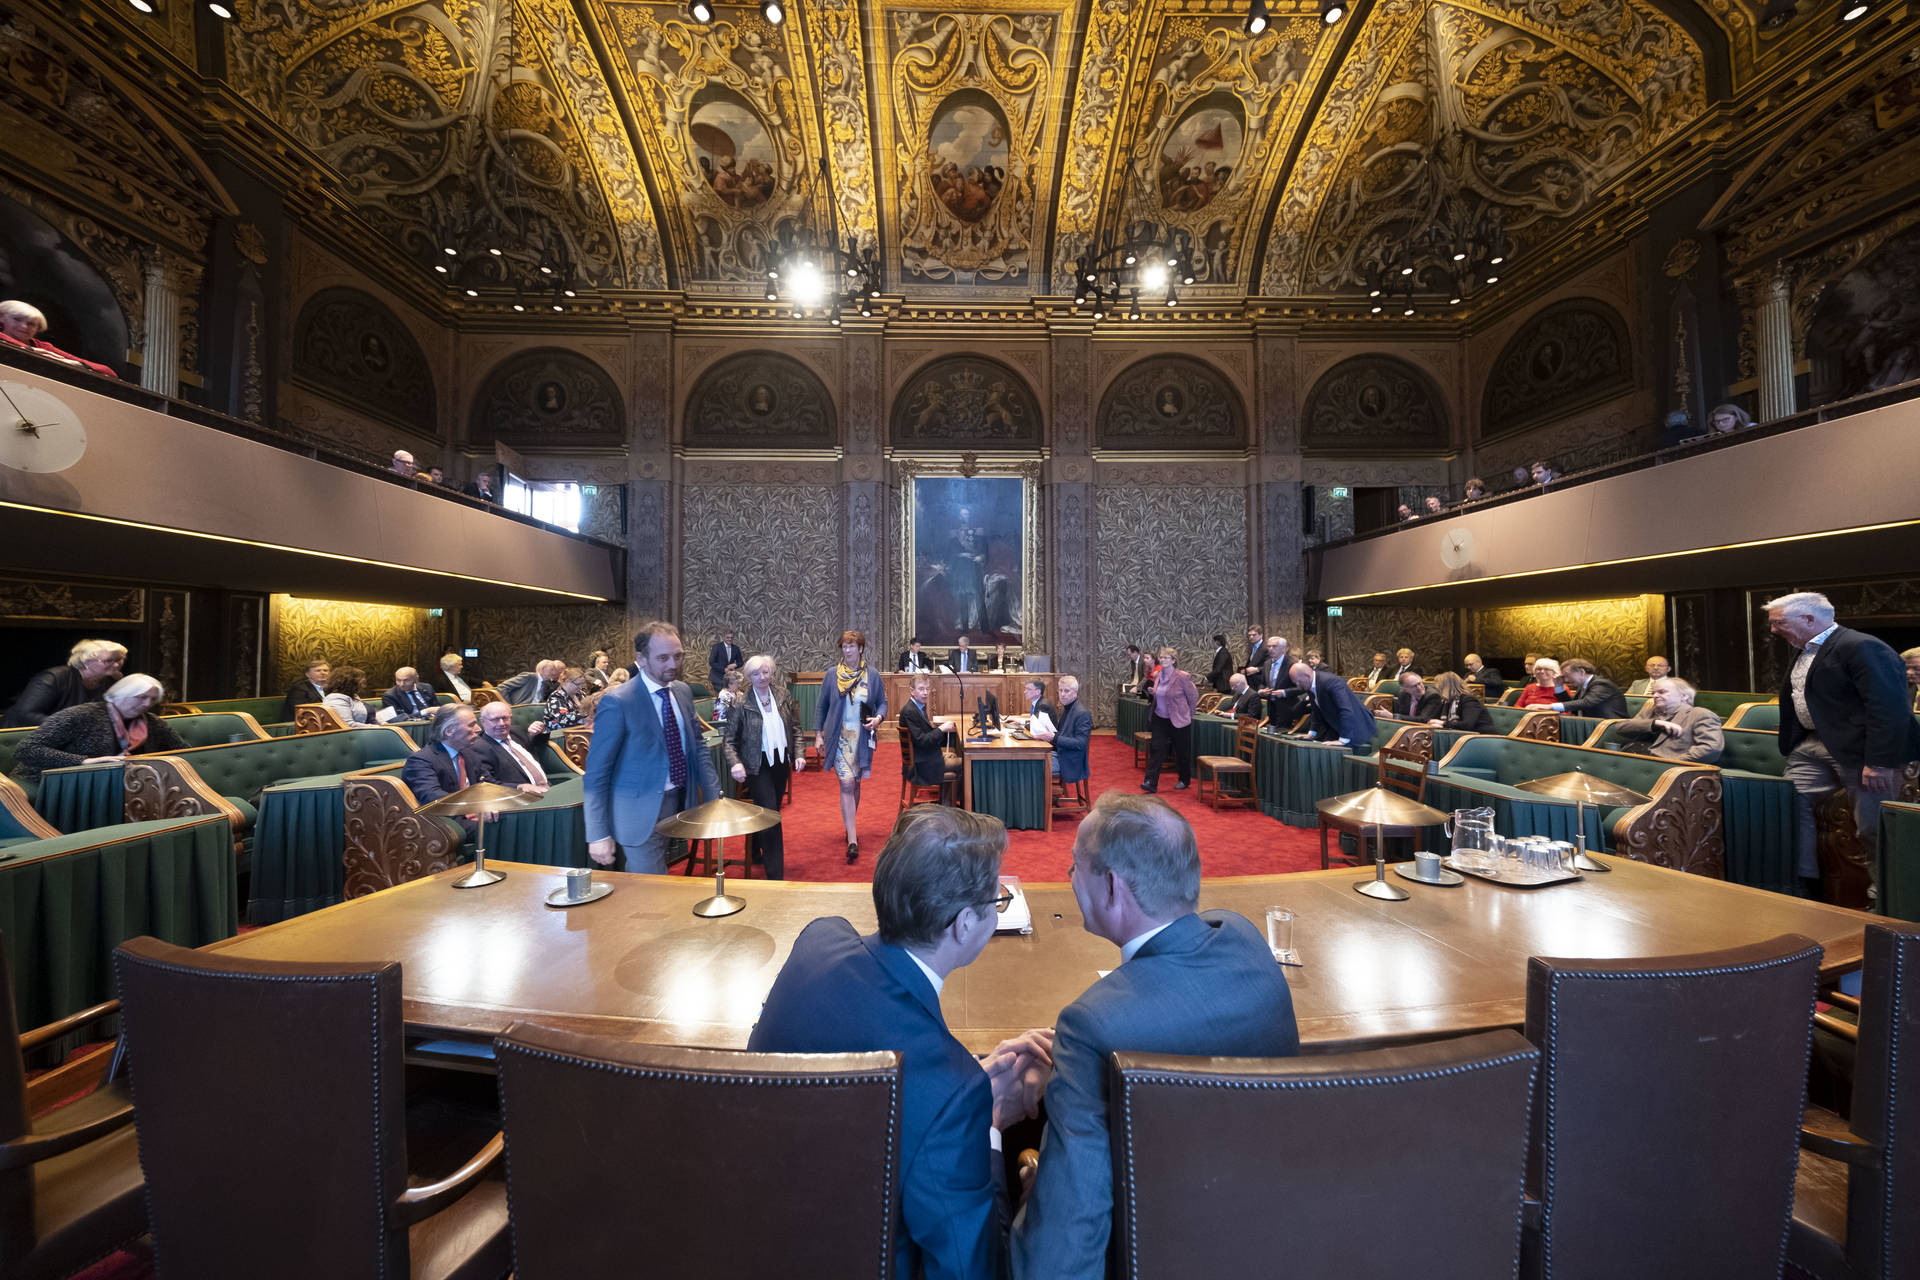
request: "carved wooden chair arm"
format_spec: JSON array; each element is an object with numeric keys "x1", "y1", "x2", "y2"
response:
[
  {"x1": 293, "y1": 704, "x2": 350, "y2": 734},
  {"x1": 391, "y1": 1132, "x2": 505, "y2": 1227},
  {"x1": 1607, "y1": 764, "x2": 1724, "y2": 877},
  {"x1": 19, "y1": 998, "x2": 120, "y2": 1053},
  {"x1": 1512, "y1": 711, "x2": 1562, "y2": 742},
  {"x1": 0, "y1": 774, "x2": 59, "y2": 839},
  {"x1": 0, "y1": 1093, "x2": 135, "y2": 1171},
  {"x1": 122, "y1": 756, "x2": 243, "y2": 828},
  {"x1": 1799, "y1": 1106, "x2": 1879, "y2": 1168}
]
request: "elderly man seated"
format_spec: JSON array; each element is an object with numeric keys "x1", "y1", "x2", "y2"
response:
[
  {"x1": 390, "y1": 449, "x2": 416, "y2": 478},
  {"x1": 0, "y1": 300, "x2": 117, "y2": 377},
  {"x1": 1222, "y1": 673, "x2": 1262, "y2": 718},
  {"x1": 381, "y1": 666, "x2": 437, "y2": 718},
  {"x1": 1609, "y1": 678, "x2": 1724, "y2": 763},
  {"x1": 1626, "y1": 655, "x2": 1673, "y2": 696}
]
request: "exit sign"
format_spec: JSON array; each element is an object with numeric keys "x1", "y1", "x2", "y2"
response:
[
  {"x1": 1326, "y1": 605, "x2": 1344, "y2": 617},
  {"x1": 1330, "y1": 486, "x2": 1350, "y2": 499}
]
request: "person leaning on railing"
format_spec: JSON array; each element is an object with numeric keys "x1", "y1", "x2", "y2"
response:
[
  {"x1": 0, "y1": 300, "x2": 117, "y2": 378},
  {"x1": 13, "y1": 674, "x2": 186, "y2": 781}
]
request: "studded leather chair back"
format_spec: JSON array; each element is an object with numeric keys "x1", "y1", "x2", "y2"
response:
[
  {"x1": 495, "y1": 1024, "x2": 899, "y2": 1279},
  {"x1": 1523, "y1": 933, "x2": 1822, "y2": 1279},
  {"x1": 1108, "y1": 1030, "x2": 1539, "y2": 1279},
  {"x1": 1848, "y1": 921, "x2": 1920, "y2": 1275}
]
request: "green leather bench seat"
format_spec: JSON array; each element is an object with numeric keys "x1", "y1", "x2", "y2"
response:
[
  {"x1": 1683, "y1": 690, "x2": 1771, "y2": 719},
  {"x1": 160, "y1": 712, "x2": 270, "y2": 746},
  {"x1": 1731, "y1": 703, "x2": 1780, "y2": 731}
]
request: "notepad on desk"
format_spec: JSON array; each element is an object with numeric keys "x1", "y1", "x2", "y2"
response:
[{"x1": 995, "y1": 876, "x2": 1033, "y2": 935}]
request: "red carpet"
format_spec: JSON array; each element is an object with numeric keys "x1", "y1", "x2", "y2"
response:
[{"x1": 752, "y1": 732, "x2": 1325, "y2": 884}]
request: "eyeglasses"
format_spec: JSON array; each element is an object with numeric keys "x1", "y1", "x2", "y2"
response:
[{"x1": 979, "y1": 888, "x2": 1016, "y2": 913}]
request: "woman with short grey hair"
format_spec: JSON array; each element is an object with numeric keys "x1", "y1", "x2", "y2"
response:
[
  {"x1": 722, "y1": 654, "x2": 803, "y2": 879},
  {"x1": 3, "y1": 638, "x2": 129, "y2": 727},
  {"x1": 13, "y1": 673, "x2": 186, "y2": 780}
]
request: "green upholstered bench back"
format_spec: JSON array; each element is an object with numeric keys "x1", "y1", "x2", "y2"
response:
[
  {"x1": 1719, "y1": 727, "x2": 1783, "y2": 776},
  {"x1": 0, "y1": 727, "x2": 31, "y2": 780},
  {"x1": 1625, "y1": 695, "x2": 1651, "y2": 715},
  {"x1": 1728, "y1": 702, "x2": 1780, "y2": 731},
  {"x1": 510, "y1": 703, "x2": 545, "y2": 731},
  {"x1": 167, "y1": 728, "x2": 414, "y2": 803},
  {"x1": 175, "y1": 696, "x2": 290, "y2": 725},
  {"x1": 1437, "y1": 735, "x2": 1689, "y2": 796},
  {"x1": 1692, "y1": 691, "x2": 1773, "y2": 718},
  {"x1": 162, "y1": 712, "x2": 269, "y2": 747},
  {"x1": 1485, "y1": 706, "x2": 1533, "y2": 734}
]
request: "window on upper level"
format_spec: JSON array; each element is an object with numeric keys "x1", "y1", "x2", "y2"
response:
[{"x1": 501, "y1": 475, "x2": 582, "y2": 533}]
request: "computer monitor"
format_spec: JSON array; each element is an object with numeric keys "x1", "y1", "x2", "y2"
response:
[{"x1": 1022, "y1": 655, "x2": 1051, "y2": 672}]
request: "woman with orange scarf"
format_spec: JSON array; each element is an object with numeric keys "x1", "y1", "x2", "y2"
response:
[
  {"x1": 12, "y1": 673, "x2": 186, "y2": 781},
  {"x1": 816, "y1": 630, "x2": 888, "y2": 864}
]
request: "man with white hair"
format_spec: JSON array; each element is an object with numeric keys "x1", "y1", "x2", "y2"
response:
[
  {"x1": 1610, "y1": 678, "x2": 1724, "y2": 763},
  {"x1": 1766, "y1": 590, "x2": 1920, "y2": 894},
  {"x1": 390, "y1": 449, "x2": 416, "y2": 478},
  {"x1": 381, "y1": 666, "x2": 437, "y2": 718},
  {"x1": 438, "y1": 652, "x2": 473, "y2": 702},
  {"x1": 497, "y1": 659, "x2": 563, "y2": 707},
  {"x1": 1223, "y1": 672, "x2": 1261, "y2": 718},
  {"x1": 3, "y1": 638, "x2": 127, "y2": 727},
  {"x1": 0, "y1": 300, "x2": 117, "y2": 377}
]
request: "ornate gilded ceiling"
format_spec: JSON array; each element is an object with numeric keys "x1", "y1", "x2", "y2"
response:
[{"x1": 214, "y1": 0, "x2": 1798, "y2": 310}]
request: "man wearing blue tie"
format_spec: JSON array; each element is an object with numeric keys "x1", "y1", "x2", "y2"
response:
[
  {"x1": 952, "y1": 636, "x2": 976, "y2": 673},
  {"x1": 381, "y1": 666, "x2": 437, "y2": 718},
  {"x1": 584, "y1": 622, "x2": 722, "y2": 874}
]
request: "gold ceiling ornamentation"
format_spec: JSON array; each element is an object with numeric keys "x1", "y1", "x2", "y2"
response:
[
  {"x1": 878, "y1": 5, "x2": 1069, "y2": 288},
  {"x1": 597, "y1": 1, "x2": 823, "y2": 284},
  {"x1": 1048, "y1": 0, "x2": 1139, "y2": 294},
  {"x1": 803, "y1": 0, "x2": 882, "y2": 250}
]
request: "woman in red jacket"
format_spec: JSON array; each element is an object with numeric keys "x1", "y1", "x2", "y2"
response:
[{"x1": 1515, "y1": 658, "x2": 1567, "y2": 708}]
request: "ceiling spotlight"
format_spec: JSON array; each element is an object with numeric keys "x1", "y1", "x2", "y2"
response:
[
  {"x1": 1165, "y1": 286, "x2": 1178, "y2": 307},
  {"x1": 207, "y1": 1, "x2": 232, "y2": 16},
  {"x1": 1371, "y1": 304, "x2": 1383, "y2": 314},
  {"x1": 1399, "y1": 266, "x2": 1414, "y2": 277},
  {"x1": 1085, "y1": 272, "x2": 1097, "y2": 285},
  {"x1": 444, "y1": 246, "x2": 458, "y2": 257},
  {"x1": 1245, "y1": 0, "x2": 1270, "y2": 34},
  {"x1": 488, "y1": 247, "x2": 503, "y2": 257},
  {"x1": 464, "y1": 288, "x2": 479, "y2": 297},
  {"x1": 859, "y1": 302, "x2": 873, "y2": 317},
  {"x1": 1451, "y1": 251, "x2": 1467, "y2": 262},
  {"x1": 1092, "y1": 306, "x2": 1106, "y2": 321},
  {"x1": 127, "y1": 0, "x2": 153, "y2": 13},
  {"x1": 512, "y1": 302, "x2": 525, "y2": 312},
  {"x1": 1403, "y1": 306, "x2": 1415, "y2": 316},
  {"x1": 539, "y1": 265, "x2": 554, "y2": 275},
  {"x1": 829, "y1": 312, "x2": 842, "y2": 327},
  {"x1": 1128, "y1": 291, "x2": 1142, "y2": 321},
  {"x1": 1368, "y1": 287, "x2": 1381, "y2": 298},
  {"x1": 868, "y1": 285, "x2": 880, "y2": 298},
  {"x1": 1489, "y1": 254, "x2": 1505, "y2": 265},
  {"x1": 1123, "y1": 252, "x2": 1137, "y2": 267},
  {"x1": 688, "y1": 0, "x2": 713, "y2": 21},
  {"x1": 1182, "y1": 269, "x2": 1196, "y2": 285},
  {"x1": 1840, "y1": 0, "x2": 1870, "y2": 19},
  {"x1": 552, "y1": 303, "x2": 563, "y2": 312},
  {"x1": 761, "y1": 0, "x2": 784, "y2": 23},
  {"x1": 1320, "y1": 0, "x2": 1345, "y2": 23},
  {"x1": 563, "y1": 288, "x2": 576, "y2": 297},
  {"x1": 1449, "y1": 295, "x2": 1462, "y2": 305},
  {"x1": 433, "y1": 264, "x2": 448, "y2": 274},
  {"x1": 1485, "y1": 275, "x2": 1500, "y2": 284},
  {"x1": 766, "y1": 287, "x2": 778, "y2": 301}
]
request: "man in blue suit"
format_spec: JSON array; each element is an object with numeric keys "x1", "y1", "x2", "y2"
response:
[
  {"x1": 749, "y1": 806, "x2": 1035, "y2": 1280},
  {"x1": 584, "y1": 622, "x2": 721, "y2": 874},
  {"x1": 1031, "y1": 674, "x2": 1091, "y2": 784},
  {"x1": 1290, "y1": 660, "x2": 1378, "y2": 752},
  {"x1": 380, "y1": 666, "x2": 437, "y2": 719},
  {"x1": 1010, "y1": 793, "x2": 1298, "y2": 1280},
  {"x1": 400, "y1": 703, "x2": 486, "y2": 804}
]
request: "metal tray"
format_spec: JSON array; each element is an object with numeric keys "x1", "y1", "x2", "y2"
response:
[
  {"x1": 1392, "y1": 862, "x2": 1465, "y2": 887},
  {"x1": 1443, "y1": 855, "x2": 1582, "y2": 888},
  {"x1": 545, "y1": 882, "x2": 614, "y2": 908}
]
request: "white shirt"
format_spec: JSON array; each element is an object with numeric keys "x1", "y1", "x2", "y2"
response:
[
  {"x1": 1790, "y1": 622, "x2": 1839, "y2": 732},
  {"x1": 1119, "y1": 921, "x2": 1175, "y2": 964},
  {"x1": 492, "y1": 731, "x2": 544, "y2": 786},
  {"x1": 639, "y1": 670, "x2": 680, "y2": 791},
  {"x1": 755, "y1": 689, "x2": 788, "y2": 764},
  {"x1": 905, "y1": 948, "x2": 944, "y2": 996},
  {"x1": 444, "y1": 672, "x2": 471, "y2": 701}
]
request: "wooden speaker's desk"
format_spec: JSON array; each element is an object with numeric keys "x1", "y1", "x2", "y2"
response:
[
  {"x1": 882, "y1": 672, "x2": 1059, "y2": 722},
  {"x1": 204, "y1": 859, "x2": 1874, "y2": 1056}
]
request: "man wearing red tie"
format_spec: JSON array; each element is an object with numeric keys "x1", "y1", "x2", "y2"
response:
[
  {"x1": 400, "y1": 705, "x2": 492, "y2": 834},
  {"x1": 1140, "y1": 645, "x2": 1199, "y2": 793}
]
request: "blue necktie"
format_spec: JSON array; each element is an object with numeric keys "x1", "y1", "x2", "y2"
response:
[{"x1": 658, "y1": 687, "x2": 687, "y2": 789}]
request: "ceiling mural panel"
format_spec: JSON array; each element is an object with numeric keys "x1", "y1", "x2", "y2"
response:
[
  {"x1": 873, "y1": 3, "x2": 1074, "y2": 290},
  {"x1": 227, "y1": 0, "x2": 661, "y2": 290}
]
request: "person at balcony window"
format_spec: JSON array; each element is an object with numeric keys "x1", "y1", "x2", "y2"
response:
[
  {"x1": 0, "y1": 300, "x2": 117, "y2": 378},
  {"x1": 1396, "y1": 503, "x2": 1416, "y2": 523},
  {"x1": 1423, "y1": 496, "x2": 1445, "y2": 517},
  {"x1": 322, "y1": 666, "x2": 372, "y2": 725},
  {"x1": 1705, "y1": 403, "x2": 1754, "y2": 435},
  {"x1": 1626, "y1": 656, "x2": 1672, "y2": 697},
  {"x1": 463, "y1": 473, "x2": 496, "y2": 501},
  {"x1": 4, "y1": 639, "x2": 127, "y2": 728},
  {"x1": 1530, "y1": 459, "x2": 1559, "y2": 487},
  {"x1": 1510, "y1": 466, "x2": 1531, "y2": 489},
  {"x1": 1463, "y1": 477, "x2": 1488, "y2": 502},
  {"x1": 426, "y1": 466, "x2": 446, "y2": 486},
  {"x1": 1516, "y1": 658, "x2": 1566, "y2": 708},
  {"x1": 13, "y1": 674, "x2": 185, "y2": 781},
  {"x1": 390, "y1": 450, "x2": 416, "y2": 478}
]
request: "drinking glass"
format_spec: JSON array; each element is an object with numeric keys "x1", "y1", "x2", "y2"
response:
[{"x1": 1265, "y1": 907, "x2": 1297, "y2": 965}]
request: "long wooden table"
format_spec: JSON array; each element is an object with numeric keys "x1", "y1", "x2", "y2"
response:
[
  {"x1": 959, "y1": 733, "x2": 1054, "y2": 832},
  {"x1": 204, "y1": 858, "x2": 1875, "y2": 1055}
]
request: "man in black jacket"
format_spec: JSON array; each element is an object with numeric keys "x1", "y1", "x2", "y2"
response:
[
  {"x1": 381, "y1": 667, "x2": 437, "y2": 719},
  {"x1": 708, "y1": 629, "x2": 743, "y2": 692},
  {"x1": 4, "y1": 639, "x2": 126, "y2": 727},
  {"x1": 1768, "y1": 591, "x2": 1920, "y2": 892},
  {"x1": 1391, "y1": 671, "x2": 1443, "y2": 721},
  {"x1": 400, "y1": 704, "x2": 489, "y2": 820},
  {"x1": 899, "y1": 638, "x2": 933, "y2": 673},
  {"x1": 468, "y1": 700, "x2": 549, "y2": 793},
  {"x1": 1223, "y1": 674, "x2": 1263, "y2": 719},
  {"x1": 1548, "y1": 659, "x2": 1628, "y2": 718},
  {"x1": 1208, "y1": 635, "x2": 1234, "y2": 693},
  {"x1": 279, "y1": 659, "x2": 331, "y2": 723},
  {"x1": 1464, "y1": 653, "x2": 1505, "y2": 700},
  {"x1": 898, "y1": 675, "x2": 957, "y2": 789}
]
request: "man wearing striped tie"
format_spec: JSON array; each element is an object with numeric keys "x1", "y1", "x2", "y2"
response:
[{"x1": 585, "y1": 621, "x2": 722, "y2": 874}]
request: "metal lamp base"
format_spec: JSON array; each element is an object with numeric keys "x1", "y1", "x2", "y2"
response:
[
  {"x1": 1355, "y1": 877, "x2": 1412, "y2": 901},
  {"x1": 1572, "y1": 851, "x2": 1610, "y2": 873},
  {"x1": 692, "y1": 892, "x2": 746, "y2": 918},
  {"x1": 451, "y1": 865, "x2": 505, "y2": 889}
]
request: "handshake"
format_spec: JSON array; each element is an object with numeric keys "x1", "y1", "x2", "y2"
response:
[{"x1": 981, "y1": 1026, "x2": 1056, "y2": 1131}]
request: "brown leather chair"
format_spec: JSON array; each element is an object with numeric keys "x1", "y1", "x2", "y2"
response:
[
  {"x1": 112, "y1": 937, "x2": 510, "y2": 1280},
  {"x1": 897, "y1": 724, "x2": 958, "y2": 809},
  {"x1": 1789, "y1": 920, "x2": 1919, "y2": 1279},
  {"x1": 494, "y1": 1023, "x2": 899, "y2": 1278},
  {"x1": 1108, "y1": 1030, "x2": 1539, "y2": 1278},
  {"x1": 0, "y1": 935, "x2": 144, "y2": 1280},
  {"x1": 1522, "y1": 933, "x2": 1823, "y2": 1279}
]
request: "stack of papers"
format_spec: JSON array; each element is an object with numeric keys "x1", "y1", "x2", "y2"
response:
[{"x1": 995, "y1": 876, "x2": 1033, "y2": 935}]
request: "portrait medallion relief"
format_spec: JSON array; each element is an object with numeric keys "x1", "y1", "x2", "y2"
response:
[
  {"x1": 291, "y1": 287, "x2": 436, "y2": 434},
  {"x1": 469, "y1": 349, "x2": 624, "y2": 447},
  {"x1": 1481, "y1": 299, "x2": 1632, "y2": 438},
  {"x1": 1097, "y1": 356, "x2": 1245, "y2": 451},
  {"x1": 683, "y1": 352, "x2": 836, "y2": 447},
  {"x1": 1301, "y1": 355, "x2": 1448, "y2": 452},
  {"x1": 889, "y1": 356, "x2": 1042, "y2": 448}
]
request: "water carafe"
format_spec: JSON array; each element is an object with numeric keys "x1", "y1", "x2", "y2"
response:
[{"x1": 1444, "y1": 806, "x2": 1497, "y2": 871}]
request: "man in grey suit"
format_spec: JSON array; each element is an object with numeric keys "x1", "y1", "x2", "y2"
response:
[
  {"x1": 1009, "y1": 793, "x2": 1299, "y2": 1279},
  {"x1": 497, "y1": 659, "x2": 561, "y2": 706},
  {"x1": 583, "y1": 622, "x2": 721, "y2": 874},
  {"x1": 1610, "y1": 678, "x2": 1724, "y2": 763}
]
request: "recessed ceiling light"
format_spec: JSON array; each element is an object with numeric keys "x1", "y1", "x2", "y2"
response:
[
  {"x1": 207, "y1": 1, "x2": 232, "y2": 17},
  {"x1": 463, "y1": 288, "x2": 478, "y2": 297}
]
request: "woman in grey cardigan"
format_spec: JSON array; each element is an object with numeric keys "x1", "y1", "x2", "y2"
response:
[
  {"x1": 14, "y1": 674, "x2": 186, "y2": 780},
  {"x1": 721, "y1": 654, "x2": 805, "y2": 879}
]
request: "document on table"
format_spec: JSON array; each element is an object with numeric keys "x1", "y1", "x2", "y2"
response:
[{"x1": 1031, "y1": 709, "x2": 1055, "y2": 737}]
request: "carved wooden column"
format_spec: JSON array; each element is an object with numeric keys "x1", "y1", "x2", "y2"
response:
[
  {"x1": 141, "y1": 256, "x2": 182, "y2": 398},
  {"x1": 1755, "y1": 263, "x2": 1796, "y2": 423},
  {"x1": 1253, "y1": 330, "x2": 1304, "y2": 645},
  {"x1": 1049, "y1": 331, "x2": 1094, "y2": 689},
  {"x1": 628, "y1": 327, "x2": 672, "y2": 626},
  {"x1": 843, "y1": 332, "x2": 884, "y2": 647}
]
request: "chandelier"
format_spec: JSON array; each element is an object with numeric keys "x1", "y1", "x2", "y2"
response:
[
  {"x1": 766, "y1": 159, "x2": 883, "y2": 325},
  {"x1": 1070, "y1": 236, "x2": 1198, "y2": 323},
  {"x1": 1360, "y1": 130, "x2": 1512, "y2": 316}
]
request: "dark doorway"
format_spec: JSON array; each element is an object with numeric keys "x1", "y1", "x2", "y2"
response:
[{"x1": 1352, "y1": 486, "x2": 1402, "y2": 535}]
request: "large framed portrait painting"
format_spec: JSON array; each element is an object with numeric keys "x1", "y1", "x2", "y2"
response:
[{"x1": 907, "y1": 475, "x2": 1028, "y2": 647}]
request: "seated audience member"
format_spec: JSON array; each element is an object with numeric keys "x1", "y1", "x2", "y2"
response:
[
  {"x1": 1523, "y1": 652, "x2": 1541, "y2": 673},
  {"x1": 280, "y1": 658, "x2": 331, "y2": 723},
  {"x1": 1396, "y1": 503, "x2": 1416, "y2": 523},
  {"x1": 470, "y1": 699, "x2": 548, "y2": 794},
  {"x1": 382, "y1": 666, "x2": 437, "y2": 718},
  {"x1": 898, "y1": 675, "x2": 957, "y2": 791},
  {"x1": 1702, "y1": 403, "x2": 1755, "y2": 436},
  {"x1": 1223, "y1": 673, "x2": 1262, "y2": 719},
  {"x1": 1906, "y1": 646, "x2": 1920, "y2": 711},
  {"x1": 749, "y1": 805, "x2": 1036, "y2": 1280},
  {"x1": 1530, "y1": 459, "x2": 1559, "y2": 487},
  {"x1": 439, "y1": 651, "x2": 473, "y2": 702},
  {"x1": 1463, "y1": 652, "x2": 1505, "y2": 699},
  {"x1": 1423, "y1": 495, "x2": 1444, "y2": 517},
  {"x1": 1392, "y1": 671, "x2": 1442, "y2": 721},
  {"x1": 1516, "y1": 658, "x2": 1566, "y2": 708},
  {"x1": 1364, "y1": 652, "x2": 1388, "y2": 683},
  {"x1": 4, "y1": 638, "x2": 127, "y2": 727},
  {"x1": 13, "y1": 674, "x2": 185, "y2": 781},
  {"x1": 711, "y1": 666, "x2": 743, "y2": 724},
  {"x1": 0, "y1": 300, "x2": 117, "y2": 377},
  {"x1": 1010, "y1": 793, "x2": 1298, "y2": 1279},
  {"x1": 1610, "y1": 678, "x2": 1724, "y2": 763},
  {"x1": 1208, "y1": 634, "x2": 1234, "y2": 693},
  {"x1": 400, "y1": 704, "x2": 486, "y2": 806},
  {"x1": 1033, "y1": 675, "x2": 1091, "y2": 784},
  {"x1": 1549, "y1": 658, "x2": 1629, "y2": 718},
  {"x1": 390, "y1": 450, "x2": 416, "y2": 478},
  {"x1": 1291, "y1": 661, "x2": 1376, "y2": 751},
  {"x1": 1463, "y1": 477, "x2": 1488, "y2": 502},
  {"x1": 498, "y1": 659, "x2": 562, "y2": 706},
  {"x1": 1626, "y1": 655, "x2": 1672, "y2": 696},
  {"x1": 606, "y1": 667, "x2": 629, "y2": 687},
  {"x1": 899, "y1": 637, "x2": 933, "y2": 673},
  {"x1": 1303, "y1": 649, "x2": 1328, "y2": 671},
  {"x1": 542, "y1": 667, "x2": 589, "y2": 738},
  {"x1": 1510, "y1": 465, "x2": 1532, "y2": 489},
  {"x1": 583, "y1": 650, "x2": 613, "y2": 691},
  {"x1": 322, "y1": 666, "x2": 372, "y2": 725},
  {"x1": 1392, "y1": 648, "x2": 1419, "y2": 678},
  {"x1": 1429, "y1": 671, "x2": 1494, "y2": 733},
  {"x1": 463, "y1": 472, "x2": 495, "y2": 501},
  {"x1": 426, "y1": 466, "x2": 446, "y2": 487}
]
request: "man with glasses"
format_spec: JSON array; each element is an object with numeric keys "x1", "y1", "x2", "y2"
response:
[
  {"x1": 750, "y1": 806, "x2": 1048, "y2": 1280},
  {"x1": 1011, "y1": 794, "x2": 1298, "y2": 1279}
]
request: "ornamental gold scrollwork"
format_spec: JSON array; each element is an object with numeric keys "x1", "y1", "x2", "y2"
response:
[{"x1": 343, "y1": 775, "x2": 462, "y2": 898}]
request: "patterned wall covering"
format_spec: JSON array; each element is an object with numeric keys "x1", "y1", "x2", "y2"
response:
[
  {"x1": 683, "y1": 351, "x2": 836, "y2": 448},
  {"x1": 1092, "y1": 485, "x2": 1247, "y2": 728},
  {"x1": 1328, "y1": 606, "x2": 1457, "y2": 677},
  {"x1": 1301, "y1": 355, "x2": 1448, "y2": 453},
  {"x1": 469, "y1": 348, "x2": 625, "y2": 448},
  {"x1": 463, "y1": 603, "x2": 629, "y2": 683},
  {"x1": 270, "y1": 596, "x2": 443, "y2": 690},
  {"x1": 1096, "y1": 356, "x2": 1245, "y2": 451},
  {"x1": 680, "y1": 484, "x2": 841, "y2": 678},
  {"x1": 1468, "y1": 595, "x2": 1664, "y2": 684},
  {"x1": 1481, "y1": 299, "x2": 1633, "y2": 439},
  {"x1": 890, "y1": 356, "x2": 1042, "y2": 448},
  {"x1": 290, "y1": 287, "x2": 437, "y2": 435}
]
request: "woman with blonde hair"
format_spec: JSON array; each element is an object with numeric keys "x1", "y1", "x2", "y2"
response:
[
  {"x1": 1428, "y1": 670, "x2": 1495, "y2": 733},
  {"x1": 14, "y1": 674, "x2": 185, "y2": 780},
  {"x1": 817, "y1": 630, "x2": 887, "y2": 863},
  {"x1": 1516, "y1": 658, "x2": 1566, "y2": 708}
]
